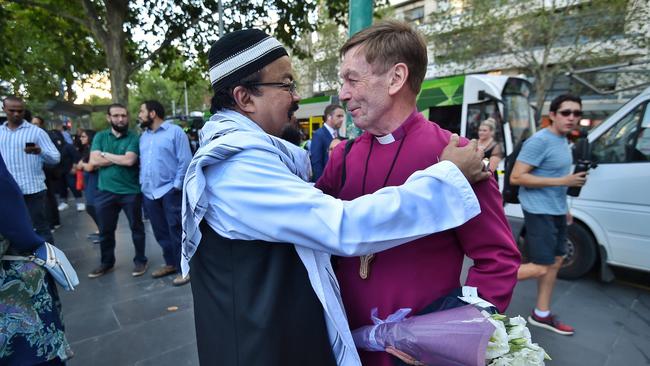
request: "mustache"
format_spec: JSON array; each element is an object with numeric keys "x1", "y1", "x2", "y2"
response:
[{"x1": 288, "y1": 102, "x2": 299, "y2": 118}]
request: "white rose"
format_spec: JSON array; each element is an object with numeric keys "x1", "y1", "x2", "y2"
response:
[
  {"x1": 509, "y1": 347, "x2": 546, "y2": 366},
  {"x1": 486, "y1": 317, "x2": 510, "y2": 359},
  {"x1": 508, "y1": 316, "x2": 532, "y2": 341}
]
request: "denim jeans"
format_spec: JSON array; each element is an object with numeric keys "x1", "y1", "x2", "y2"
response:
[
  {"x1": 143, "y1": 188, "x2": 182, "y2": 270},
  {"x1": 95, "y1": 190, "x2": 147, "y2": 267},
  {"x1": 23, "y1": 190, "x2": 54, "y2": 243}
]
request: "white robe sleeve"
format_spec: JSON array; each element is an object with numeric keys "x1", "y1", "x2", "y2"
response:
[{"x1": 203, "y1": 148, "x2": 480, "y2": 256}]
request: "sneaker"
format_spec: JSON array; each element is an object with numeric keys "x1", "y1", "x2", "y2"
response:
[
  {"x1": 528, "y1": 311, "x2": 575, "y2": 335},
  {"x1": 87, "y1": 232, "x2": 99, "y2": 240},
  {"x1": 172, "y1": 274, "x2": 190, "y2": 286},
  {"x1": 57, "y1": 202, "x2": 69, "y2": 211},
  {"x1": 88, "y1": 264, "x2": 114, "y2": 278},
  {"x1": 132, "y1": 262, "x2": 148, "y2": 277},
  {"x1": 151, "y1": 265, "x2": 177, "y2": 278},
  {"x1": 76, "y1": 203, "x2": 86, "y2": 211}
]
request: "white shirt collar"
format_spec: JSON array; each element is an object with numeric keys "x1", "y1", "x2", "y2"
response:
[{"x1": 323, "y1": 123, "x2": 337, "y2": 138}]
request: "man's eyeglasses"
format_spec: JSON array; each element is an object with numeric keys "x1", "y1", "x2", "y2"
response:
[
  {"x1": 246, "y1": 81, "x2": 297, "y2": 94},
  {"x1": 557, "y1": 109, "x2": 583, "y2": 117}
]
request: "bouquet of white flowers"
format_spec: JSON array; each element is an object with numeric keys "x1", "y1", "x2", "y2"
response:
[
  {"x1": 352, "y1": 287, "x2": 550, "y2": 366},
  {"x1": 486, "y1": 314, "x2": 551, "y2": 365}
]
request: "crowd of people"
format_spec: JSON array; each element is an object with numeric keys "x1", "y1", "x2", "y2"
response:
[{"x1": 1, "y1": 19, "x2": 588, "y2": 366}]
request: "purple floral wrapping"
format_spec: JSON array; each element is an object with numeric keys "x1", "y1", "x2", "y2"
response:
[{"x1": 351, "y1": 305, "x2": 495, "y2": 366}]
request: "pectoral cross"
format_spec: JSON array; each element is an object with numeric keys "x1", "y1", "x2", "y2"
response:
[{"x1": 359, "y1": 254, "x2": 375, "y2": 279}]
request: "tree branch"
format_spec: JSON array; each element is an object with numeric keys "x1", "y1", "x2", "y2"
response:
[
  {"x1": 80, "y1": 0, "x2": 109, "y2": 46},
  {"x1": 5, "y1": 0, "x2": 89, "y2": 28},
  {"x1": 128, "y1": 17, "x2": 201, "y2": 76}
]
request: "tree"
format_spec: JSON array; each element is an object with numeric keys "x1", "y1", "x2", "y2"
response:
[
  {"x1": 3, "y1": 0, "x2": 344, "y2": 105},
  {"x1": 427, "y1": 0, "x2": 649, "y2": 117},
  {"x1": 128, "y1": 64, "x2": 211, "y2": 118},
  {"x1": 0, "y1": 3, "x2": 104, "y2": 101},
  {"x1": 293, "y1": 15, "x2": 347, "y2": 97},
  {"x1": 292, "y1": 0, "x2": 394, "y2": 98}
]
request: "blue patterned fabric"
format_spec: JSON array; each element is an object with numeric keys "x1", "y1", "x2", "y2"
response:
[{"x1": 1, "y1": 244, "x2": 73, "y2": 364}]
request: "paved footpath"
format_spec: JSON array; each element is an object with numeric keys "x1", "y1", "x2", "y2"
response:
[{"x1": 54, "y1": 207, "x2": 650, "y2": 365}]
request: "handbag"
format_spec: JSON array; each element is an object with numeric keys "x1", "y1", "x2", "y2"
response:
[
  {"x1": 2, "y1": 242, "x2": 79, "y2": 291},
  {"x1": 76, "y1": 169, "x2": 85, "y2": 190}
]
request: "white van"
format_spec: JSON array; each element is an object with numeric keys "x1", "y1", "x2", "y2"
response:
[{"x1": 505, "y1": 87, "x2": 650, "y2": 280}]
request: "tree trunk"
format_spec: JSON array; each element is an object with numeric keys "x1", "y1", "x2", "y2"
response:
[
  {"x1": 108, "y1": 56, "x2": 129, "y2": 105},
  {"x1": 104, "y1": 0, "x2": 130, "y2": 105},
  {"x1": 533, "y1": 70, "x2": 554, "y2": 124},
  {"x1": 65, "y1": 76, "x2": 76, "y2": 102}
]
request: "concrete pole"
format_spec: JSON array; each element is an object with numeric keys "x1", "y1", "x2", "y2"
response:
[
  {"x1": 218, "y1": 0, "x2": 224, "y2": 37},
  {"x1": 184, "y1": 81, "x2": 189, "y2": 116}
]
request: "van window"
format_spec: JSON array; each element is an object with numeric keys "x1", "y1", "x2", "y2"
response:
[{"x1": 592, "y1": 101, "x2": 649, "y2": 163}]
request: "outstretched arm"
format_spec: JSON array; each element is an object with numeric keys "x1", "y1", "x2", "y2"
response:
[{"x1": 202, "y1": 149, "x2": 481, "y2": 257}]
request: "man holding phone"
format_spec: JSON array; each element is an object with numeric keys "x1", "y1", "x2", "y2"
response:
[{"x1": 0, "y1": 96, "x2": 60, "y2": 243}]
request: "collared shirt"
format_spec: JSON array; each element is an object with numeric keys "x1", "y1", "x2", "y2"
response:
[
  {"x1": 324, "y1": 122, "x2": 338, "y2": 138},
  {"x1": 0, "y1": 121, "x2": 60, "y2": 194},
  {"x1": 91, "y1": 129, "x2": 140, "y2": 195},
  {"x1": 139, "y1": 121, "x2": 192, "y2": 200},
  {"x1": 182, "y1": 109, "x2": 482, "y2": 366}
]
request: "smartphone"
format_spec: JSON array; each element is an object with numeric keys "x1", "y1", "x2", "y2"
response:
[{"x1": 25, "y1": 142, "x2": 36, "y2": 148}]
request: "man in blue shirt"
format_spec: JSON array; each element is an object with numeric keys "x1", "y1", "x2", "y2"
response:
[
  {"x1": 310, "y1": 104, "x2": 345, "y2": 181},
  {"x1": 511, "y1": 94, "x2": 588, "y2": 336},
  {"x1": 0, "y1": 96, "x2": 60, "y2": 243},
  {"x1": 138, "y1": 100, "x2": 192, "y2": 286}
]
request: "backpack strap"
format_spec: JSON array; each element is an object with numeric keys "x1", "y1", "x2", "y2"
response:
[{"x1": 340, "y1": 138, "x2": 356, "y2": 188}]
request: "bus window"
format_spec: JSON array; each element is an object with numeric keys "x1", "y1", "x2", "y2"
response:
[
  {"x1": 428, "y1": 105, "x2": 462, "y2": 135},
  {"x1": 466, "y1": 101, "x2": 501, "y2": 140},
  {"x1": 503, "y1": 78, "x2": 534, "y2": 148}
]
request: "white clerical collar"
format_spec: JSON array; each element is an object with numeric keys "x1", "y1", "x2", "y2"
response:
[{"x1": 375, "y1": 133, "x2": 395, "y2": 144}]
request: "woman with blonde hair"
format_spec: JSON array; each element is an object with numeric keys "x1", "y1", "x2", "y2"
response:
[{"x1": 478, "y1": 118, "x2": 503, "y2": 172}]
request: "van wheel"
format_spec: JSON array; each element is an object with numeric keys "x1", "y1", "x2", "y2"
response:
[{"x1": 559, "y1": 223, "x2": 597, "y2": 279}]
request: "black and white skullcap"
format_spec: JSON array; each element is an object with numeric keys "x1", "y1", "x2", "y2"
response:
[{"x1": 208, "y1": 29, "x2": 288, "y2": 92}]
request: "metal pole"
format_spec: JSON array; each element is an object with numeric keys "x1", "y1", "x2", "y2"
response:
[
  {"x1": 172, "y1": 100, "x2": 176, "y2": 117},
  {"x1": 345, "y1": 0, "x2": 373, "y2": 137},
  {"x1": 349, "y1": 0, "x2": 373, "y2": 36},
  {"x1": 184, "y1": 81, "x2": 189, "y2": 116},
  {"x1": 218, "y1": 0, "x2": 224, "y2": 37}
]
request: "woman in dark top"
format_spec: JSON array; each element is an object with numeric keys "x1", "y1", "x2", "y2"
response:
[
  {"x1": 0, "y1": 153, "x2": 73, "y2": 364},
  {"x1": 76, "y1": 129, "x2": 100, "y2": 241},
  {"x1": 478, "y1": 118, "x2": 503, "y2": 173}
]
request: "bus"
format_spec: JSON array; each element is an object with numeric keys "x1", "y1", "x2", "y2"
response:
[
  {"x1": 417, "y1": 74, "x2": 537, "y2": 185},
  {"x1": 294, "y1": 95, "x2": 339, "y2": 139},
  {"x1": 294, "y1": 74, "x2": 537, "y2": 155}
]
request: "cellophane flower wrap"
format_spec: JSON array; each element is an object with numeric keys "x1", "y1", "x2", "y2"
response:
[
  {"x1": 351, "y1": 287, "x2": 550, "y2": 366},
  {"x1": 352, "y1": 305, "x2": 495, "y2": 366}
]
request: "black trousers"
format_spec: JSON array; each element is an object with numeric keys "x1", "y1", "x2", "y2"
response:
[{"x1": 23, "y1": 190, "x2": 54, "y2": 243}]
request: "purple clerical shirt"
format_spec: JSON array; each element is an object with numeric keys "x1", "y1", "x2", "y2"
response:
[{"x1": 316, "y1": 110, "x2": 521, "y2": 366}]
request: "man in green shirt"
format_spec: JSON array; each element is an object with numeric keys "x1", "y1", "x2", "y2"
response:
[{"x1": 88, "y1": 103, "x2": 147, "y2": 278}]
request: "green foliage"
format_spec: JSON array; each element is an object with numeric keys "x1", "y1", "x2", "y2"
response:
[
  {"x1": 427, "y1": 0, "x2": 648, "y2": 112},
  {"x1": 86, "y1": 95, "x2": 111, "y2": 131},
  {"x1": 4, "y1": 0, "x2": 352, "y2": 105},
  {"x1": 0, "y1": 1, "x2": 104, "y2": 102},
  {"x1": 129, "y1": 66, "x2": 211, "y2": 119}
]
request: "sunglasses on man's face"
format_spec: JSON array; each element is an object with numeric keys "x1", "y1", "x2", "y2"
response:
[{"x1": 557, "y1": 109, "x2": 583, "y2": 117}]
